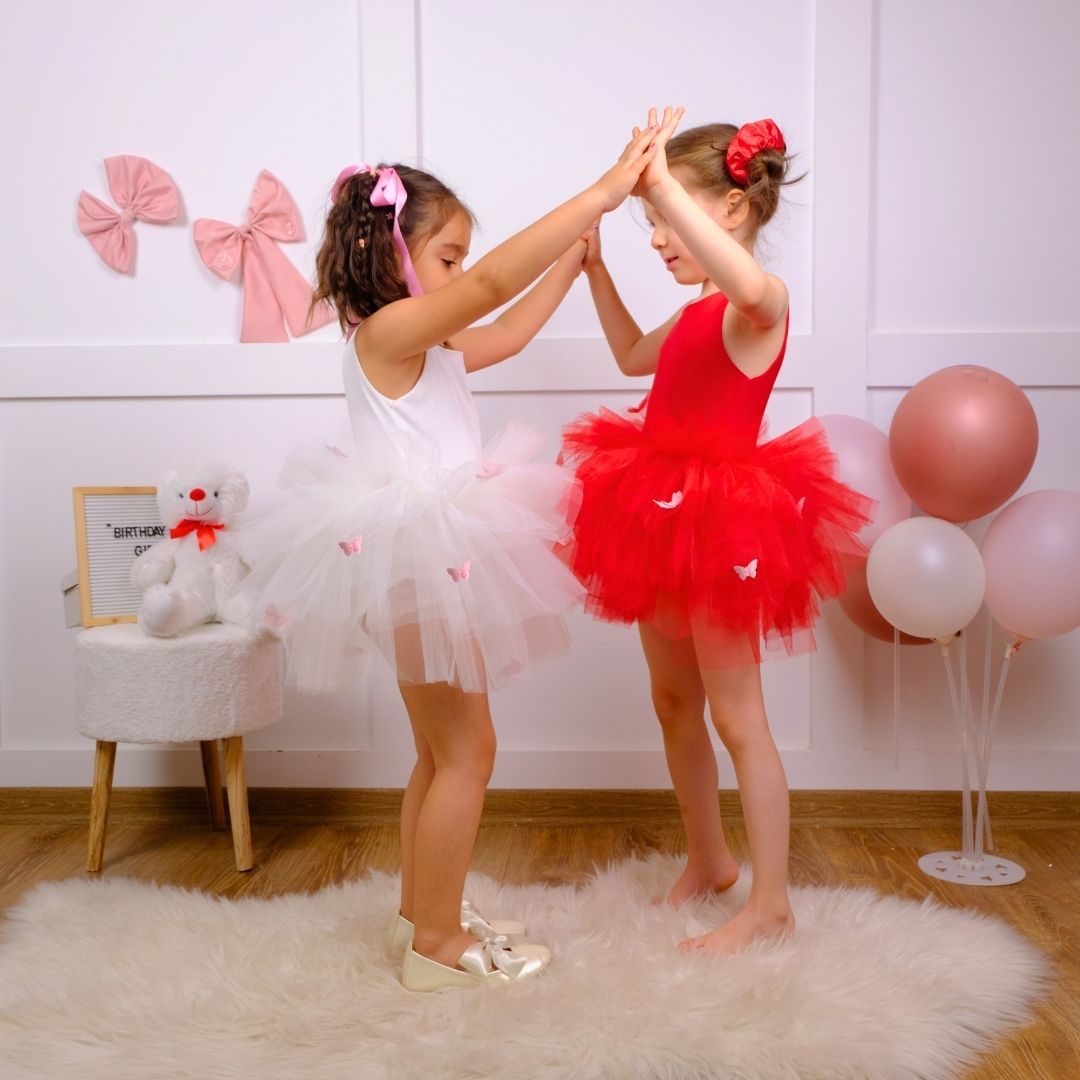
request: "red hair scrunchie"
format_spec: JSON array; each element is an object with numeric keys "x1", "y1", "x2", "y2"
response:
[{"x1": 725, "y1": 119, "x2": 786, "y2": 185}]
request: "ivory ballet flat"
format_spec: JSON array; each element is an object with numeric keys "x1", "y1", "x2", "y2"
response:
[
  {"x1": 401, "y1": 938, "x2": 551, "y2": 991},
  {"x1": 387, "y1": 906, "x2": 528, "y2": 951}
]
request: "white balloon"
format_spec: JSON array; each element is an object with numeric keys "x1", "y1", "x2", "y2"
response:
[{"x1": 867, "y1": 517, "x2": 985, "y2": 640}]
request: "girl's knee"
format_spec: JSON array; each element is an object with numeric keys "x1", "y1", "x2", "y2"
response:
[
  {"x1": 413, "y1": 743, "x2": 436, "y2": 773},
  {"x1": 433, "y1": 725, "x2": 496, "y2": 784},
  {"x1": 709, "y1": 699, "x2": 771, "y2": 755},
  {"x1": 439, "y1": 747, "x2": 495, "y2": 786},
  {"x1": 652, "y1": 682, "x2": 706, "y2": 731}
]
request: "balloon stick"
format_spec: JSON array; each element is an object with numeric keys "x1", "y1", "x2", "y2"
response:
[{"x1": 939, "y1": 641, "x2": 974, "y2": 858}]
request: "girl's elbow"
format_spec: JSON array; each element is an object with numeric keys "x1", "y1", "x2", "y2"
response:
[
  {"x1": 474, "y1": 261, "x2": 512, "y2": 308},
  {"x1": 737, "y1": 287, "x2": 783, "y2": 329}
]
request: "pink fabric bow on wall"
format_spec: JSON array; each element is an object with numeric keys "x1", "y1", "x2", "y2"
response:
[
  {"x1": 193, "y1": 170, "x2": 335, "y2": 343},
  {"x1": 77, "y1": 156, "x2": 182, "y2": 274}
]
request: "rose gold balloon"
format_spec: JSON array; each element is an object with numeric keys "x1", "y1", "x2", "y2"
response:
[
  {"x1": 837, "y1": 555, "x2": 931, "y2": 645},
  {"x1": 889, "y1": 366, "x2": 1038, "y2": 522}
]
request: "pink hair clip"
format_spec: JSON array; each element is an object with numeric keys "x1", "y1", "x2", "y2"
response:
[
  {"x1": 725, "y1": 119, "x2": 786, "y2": 185},
  {"x1": 331, "y1": 163, "x2": 424, "y2": 298},
  {"x1": 77, "y1": 155, "x2": 182, "y2": 274}
]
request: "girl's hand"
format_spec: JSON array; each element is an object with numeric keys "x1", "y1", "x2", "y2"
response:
[
  {"x1": 592, "y1": 124, "x2": 661, "y2": 212},
  {"x1": 631, "y1": 105, "x2": 685, "y2": 199},
  {"x1": 582, "y1": 222, "x2": 602, "y2": 270}
]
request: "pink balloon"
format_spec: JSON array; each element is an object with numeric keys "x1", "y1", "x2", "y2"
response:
[
  {"x1": 819, "y1": 415, "x2": 912, "y2": 546},
  {"x1": 981, "y1": 489, "x2": 1080, "y2": 640},
  {"x1": 889, "y1": 366, "x2": 1038, "y2": 523}
]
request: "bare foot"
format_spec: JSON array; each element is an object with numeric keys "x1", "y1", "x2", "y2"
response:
[
  {"x1": 679, "y1": 905, "x2": 795, "y2": 956},
  {"x1": 654, "y1": 856, "x2": 741, "y2": 909}
]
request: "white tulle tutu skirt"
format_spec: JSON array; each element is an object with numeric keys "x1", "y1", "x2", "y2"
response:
[{"x1": 228, "y1": 422, "x2": 584, "y2": 694}]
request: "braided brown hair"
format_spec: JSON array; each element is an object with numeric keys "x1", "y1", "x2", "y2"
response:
[
  {"x1": 665, "y1": 123, "x2": 803, "y2": 235},
  {"x1": 311, "y1": 165, "x2": 473, "y2": 333}
]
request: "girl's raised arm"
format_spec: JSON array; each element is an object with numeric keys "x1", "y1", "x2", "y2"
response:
[
  {"x1": 358, "y1": 125, "x2": 660, "y2": 367},
  {"x1": 639, "y1": 107, "x2": 788, "y2": 330},
  {"x1": 449, "y1": 239, "x2": 587, "y2": 373},
  {"x1": 582, "y1": 225, "x2": 682, "y2": 377}
]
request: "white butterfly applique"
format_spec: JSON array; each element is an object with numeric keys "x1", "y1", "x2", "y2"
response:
[
  {"x1": 733, "y1": 559, "x2": 759, "y2": 581},
  {"x1": 653, "y1": 490, "x2": 684, "y2": 510},
  {"x1": 338, "y1": 534, "x2": 363, "y2": 556},
  {"x1": 447, "y1": 560, "x2": 471, "y2": 583}
]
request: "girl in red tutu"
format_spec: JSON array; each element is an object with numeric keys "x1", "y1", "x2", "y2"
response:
[{"x1": 562, "y1": 107, "x2": 872, "y2": 955}]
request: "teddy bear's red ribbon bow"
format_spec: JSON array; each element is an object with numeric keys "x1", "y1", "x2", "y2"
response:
[{"x1": 170, "y1": 519, "x2": 225, "y2": 551}]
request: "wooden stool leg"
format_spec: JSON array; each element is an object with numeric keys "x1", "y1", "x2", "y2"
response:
[
  {"x1": 223, "y1": 736, "x2": 253, "y2": 872},
  {"x1": 87, "y1": 740, "x2": 117, "y2": 873},
  {"x1": 199, "y1": 740, "x2": 227, "y2": 831}
]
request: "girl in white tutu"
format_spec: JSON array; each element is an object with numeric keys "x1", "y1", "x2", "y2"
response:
[{"x1": 234, "y1": 125, "x2": 662, "y2": 989}]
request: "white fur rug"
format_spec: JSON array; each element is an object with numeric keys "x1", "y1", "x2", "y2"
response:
[{"x1": 0, "y1": 855, "x2": 1047, "y2": 1080}]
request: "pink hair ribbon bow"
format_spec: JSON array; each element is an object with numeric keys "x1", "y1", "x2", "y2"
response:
[
  {"x1": 76, "y1": 156, "x2": 182, "y2": 274},
  {"x1": 332, "y1": 163, "x2": 423, "y2": 298},
  {"x1": 193, "y1": 170, "x2": 335, "y2": 343}
]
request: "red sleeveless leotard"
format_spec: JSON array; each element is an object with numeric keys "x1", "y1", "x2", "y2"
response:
[{"x1": 561, "y1": 292, "x2": 872, "y2": 666}]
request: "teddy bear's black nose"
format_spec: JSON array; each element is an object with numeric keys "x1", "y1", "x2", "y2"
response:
[{"x1": 189, "y1": 488, "x2": 207, "y2": 502}]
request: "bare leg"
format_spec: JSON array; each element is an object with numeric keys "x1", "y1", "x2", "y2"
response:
[
  {"x1": 681, "y1": 655, "x2": 795, "y2": 955},
  {"x1": 639, "y1": 622, "x2": 739, "y2": 907},
  {"x1": 398, "y1": 715, "x2": 435, "y2": 923},
  {"x1": 399, "y1": 680, "x2": 495, "y2": 969}
]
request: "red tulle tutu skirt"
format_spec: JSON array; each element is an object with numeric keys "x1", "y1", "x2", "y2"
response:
[{"x1": 560, "y1": 407, "x2": 874, "y2": 666}]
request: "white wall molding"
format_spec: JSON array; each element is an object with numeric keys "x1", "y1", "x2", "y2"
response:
[
  {"x1": 868, "y1": 332, "x2": 1080, "y2": 388},
  {"x1": 0, "y1": 338, "x2": 816, "y2": 400},
  {"x1": 806, "y1": 1, "x2": 876, "y2": 759},
  {"x1": 7, "y1": 332, "x2": 1074, "y2": 400}
]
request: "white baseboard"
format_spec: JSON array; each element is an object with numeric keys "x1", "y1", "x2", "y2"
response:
[{"x1": 2, "y1": 746, "x2": 1078, "y2": 792}]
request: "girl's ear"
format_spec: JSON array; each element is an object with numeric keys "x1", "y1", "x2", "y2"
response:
[{"x1": 724, "y1": 189, "x2": 751, "y2": 230}]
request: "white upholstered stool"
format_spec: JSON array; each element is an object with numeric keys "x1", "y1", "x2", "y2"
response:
[{"x1": 75, "y1": 622, "x2": 284, "y2": 873}]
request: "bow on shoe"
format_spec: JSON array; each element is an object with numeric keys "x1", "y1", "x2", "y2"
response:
[
  {"x1": 457, "y1": 933, "x2": 529, "y2": 980},
  {"x1": 461, "y1": 902, "x2": 500, "y2": 941},
  {"x1": 77, "y1": 156, "x2": 182, "y2": 274},
  {"x1": 193, "y1": 170, "x2": 335, "y2": 343}
]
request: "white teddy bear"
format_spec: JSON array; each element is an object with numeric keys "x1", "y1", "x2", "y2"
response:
[{"x1": 131, "y1": 463, "x2": 250, "y2": 637}]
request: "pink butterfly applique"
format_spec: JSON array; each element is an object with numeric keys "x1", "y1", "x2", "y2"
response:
[
  {"x1": 447, "y1": 560, "x2": 471, "y2": 583},
  {"x1": 264, "y1": 605, "x2": 290, "y2": 631},
  {"x1": 338, "y1": 534, "x2": 363, "y2": 556},
  {"x1": 733, "y1": 558, "x2": 759, "y2": 581}
]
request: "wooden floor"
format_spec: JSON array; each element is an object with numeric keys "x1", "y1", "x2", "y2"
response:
[{"x1": 1, "y1": 788, "x2": 1077, "y2": 1079}]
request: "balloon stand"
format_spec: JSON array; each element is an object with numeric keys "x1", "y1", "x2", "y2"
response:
[{"x1": 918, "y1": 626, "x2": 1026, "y2": 887}]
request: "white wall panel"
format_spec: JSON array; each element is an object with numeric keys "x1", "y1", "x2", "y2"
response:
[
  {"x1": 872, "y1": 0, "x2": 1080, "y2": 332},
  {"x1": 2, "y1": 1, "x2": 1078, "y2": 789}
]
